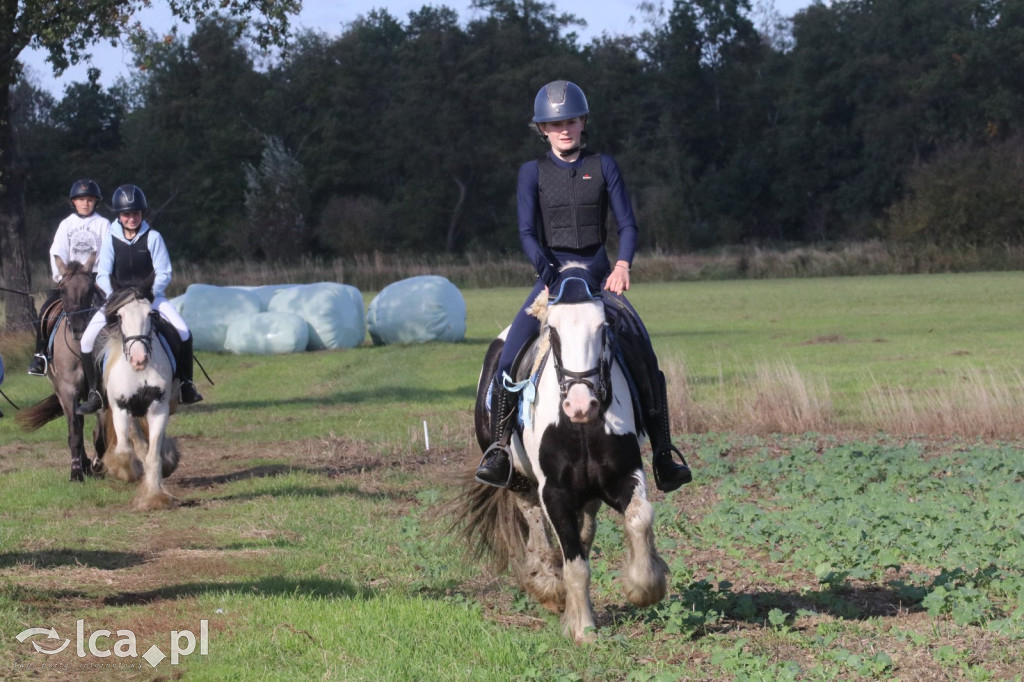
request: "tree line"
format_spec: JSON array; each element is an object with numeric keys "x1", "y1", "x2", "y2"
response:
[{"x1": 9, "y1": 0, "x2": 1024, "y2": 273}]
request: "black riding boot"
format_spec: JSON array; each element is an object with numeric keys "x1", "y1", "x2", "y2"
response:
[
  {"x1": 27, "y1": 321, "x2": 49, "y2": 377},
  {"x1": 29, "y1": 290, "x2": 61, "y2": 376},
  {"x1": 75, "y1": 352, "x2": 104, "y2": 415},
  {"x1": 475, "y1": 383, "x2": 515, "y2": 487},
  {"x1": 177, "y1": 337, "x2": 203, "y2": 405},
  {"x1": 649, "y1": 371, "x2": 692, "y2": 493}
]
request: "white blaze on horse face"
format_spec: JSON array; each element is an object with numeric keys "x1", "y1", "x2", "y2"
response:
[
  {"x1": 549, "y1": 301, "x2": 606, "y2": 424},
  {"x1": 119, "y1": 303, "x2": 153, "y2": 372}
]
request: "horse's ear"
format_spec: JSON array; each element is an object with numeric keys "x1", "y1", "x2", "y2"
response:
[
  {"x1": 527, "y1": 288, "x2": 550, "y2": 323},
  {"x1": 83, "y1": 251, "x2": 97, "y2": 272},
  {"x1": 53, "y1": 255, "x2": 67, "y2": 276}
]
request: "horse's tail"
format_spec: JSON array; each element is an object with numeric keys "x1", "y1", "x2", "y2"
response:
[
  {"x1": 15, "y1": 394, "x2": 63, "y2": 432},
  {"x1": 446, "y1": 471, "x2": 528, "y2": 575}
]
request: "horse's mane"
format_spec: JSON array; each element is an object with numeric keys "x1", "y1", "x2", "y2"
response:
[{"x1": 104, "y1": 287, "x2": 153, "y2": 327}]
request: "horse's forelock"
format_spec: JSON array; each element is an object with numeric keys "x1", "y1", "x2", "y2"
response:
[{"x1": 104, "y1": 287, "x2": 151, "y2": 323}]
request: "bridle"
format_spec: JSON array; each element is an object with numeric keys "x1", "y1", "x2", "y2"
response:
[
  {"x1": 57, "y1": 270, "x2": 101, "y2": 342},
  {"x1": 113, "y1": 296, "x2": 155, "y2": 362},
  {"x1": 546, "y1": 307, "x2": 613, "y2": 413}
]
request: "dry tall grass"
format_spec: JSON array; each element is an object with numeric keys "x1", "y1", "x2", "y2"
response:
[
  {"x1": 665, "y1": 359, "x2": 1024, "y2": 441},
  {"x1": 664, "y1": 358, "x2": 834, "y2": 436},
  {"x1": 864, "y1": 369, "x2": 1024, "y2": 439}
]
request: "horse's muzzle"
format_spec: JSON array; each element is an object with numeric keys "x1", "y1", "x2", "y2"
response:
[{"x1": 562, "y1": 383, "x2": 600, "y2": 423}]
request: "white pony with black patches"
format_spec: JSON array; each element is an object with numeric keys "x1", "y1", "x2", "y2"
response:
[
  {"x1": 458, "y1": 265, "x2": 668, "y2": 643},
  {"x1": 96, "y1": 281, "x2": 180, "y2": 510}
]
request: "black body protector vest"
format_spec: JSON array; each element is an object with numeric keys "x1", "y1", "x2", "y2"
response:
[
  {"x1": 537, "y1": 153, "x2": 607, "y2": 250},
  {"x1": 111, "y1": 231, "x2": 154, "y2": 290}
]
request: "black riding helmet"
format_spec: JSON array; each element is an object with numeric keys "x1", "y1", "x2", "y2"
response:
[
  {"x1": 69, "y1": 179, "x2": 102, "y2": 200},
  {"x1": 111, "y1": 184, "x2": 147, "y2": 213}
]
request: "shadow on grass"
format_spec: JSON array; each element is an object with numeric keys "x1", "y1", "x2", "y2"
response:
[
  {"x1": 208, "y1": 384, "x2": 476, "y2": 411},
  {"x1": 103, "y1": 576, "x2": 378, "y2": 606},
  {"x1": 625, "y1": 580, "x2": 925, "y2": 639},
  {"x1": 0, "y1": 549, "x2": 147, "y2": 570},
  {"x1": 172, "y1": 464, "x2": 408, "y2": 503}
]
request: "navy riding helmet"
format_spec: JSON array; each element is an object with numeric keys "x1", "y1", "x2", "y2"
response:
[{"x1": 532, "y1": 80, "x2": 589, "y2": 123}]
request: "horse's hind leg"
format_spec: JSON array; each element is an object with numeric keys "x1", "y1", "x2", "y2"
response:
[
  {"x1": 66, "y1": 411, "x2": 87, "y2": 482},
  {"x1": 541, "y1": 485, "x2": 597, "y2": 643},
  {"x1": 91, "y1": 415, "x2": 107, "y2": 474},
  {"x1": 579, "y1": 499, "x2": 601, "y2": 557},
  {"x1": 105, "y1": 409, "x2": 141, "y2": 482},
  {"x1": 620, "y1": 473, "x2": 669, "y2": 608},
  {"x1": 513, "y1": 493, "x2": 565, "y2": 613}
]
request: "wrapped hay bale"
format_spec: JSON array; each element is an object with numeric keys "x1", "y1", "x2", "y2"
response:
[
  {"x1": 367, "y1": 275, "x2": 466, "y2": 345},
  {"x1": 229, "y1": 284, "x2": 299, "y2": 311},
  {"x1": 267, "y1": 282, "x2": 365, "y2": 350},
  {"x1": 223, "y1": 312, "x2": 309, "y2": 355},
  {"x1": 179, "y1": 284, "x2": 262, "y2": 352}
]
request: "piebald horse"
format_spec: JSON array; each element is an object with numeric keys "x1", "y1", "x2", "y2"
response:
[
  {"x1": 16, "y1": 255, "x2": 107, "y2": 481},
  {"x1": 457, "y1": 267, "x2": 669, "y2": 643},
  {"x1": 96, "y1": 282, "x2": 181, "y2": 510}
]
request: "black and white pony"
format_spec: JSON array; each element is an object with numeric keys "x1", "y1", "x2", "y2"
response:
[
  {"x1": 456, "y1": 266, "x2": 669, "y2": 643},
  {"x1": 96, "y1": 282, "x2": 181, "y2": 510}
]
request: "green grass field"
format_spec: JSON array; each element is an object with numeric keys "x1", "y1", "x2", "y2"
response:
[{"x1": 1, "y1": 273, "x2": 1022, "y2": 680}]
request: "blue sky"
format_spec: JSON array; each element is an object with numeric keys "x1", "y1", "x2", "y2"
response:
[{"x1": 22, "y1": 0, "x2": 812, "y2": 95}]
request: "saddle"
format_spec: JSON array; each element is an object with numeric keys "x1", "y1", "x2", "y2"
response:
[
  {"x1": 38, "y1": 298, "x2": 65, "y2": 355},
  {"x1": 495, "y1": 300, "x2": 650, "y2": 433},
  {"x1": 38, "y1": 286, "x2": 105, "y2": 357}
]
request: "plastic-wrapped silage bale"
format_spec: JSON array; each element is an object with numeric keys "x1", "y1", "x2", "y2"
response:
[
  {"x1": 223, "y1": 312, "x2": 309, "y2": 355},
  {"x1": 267, "y1": 282, "x2": 365, "y2": 350},
  {"x1": 179, "y1": 284, "x2": 262, "y2": 352},
  {"x1": 366, "y1": 275, "x2": 466, "y2": 345},
  {"x1": 229, "y1": 284, "x2": 299, "y2": 311}
]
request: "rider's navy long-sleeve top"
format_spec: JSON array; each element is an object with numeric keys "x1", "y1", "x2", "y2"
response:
[{"x1": 517, "y1": 150, "x2": 640, "y2": 288}]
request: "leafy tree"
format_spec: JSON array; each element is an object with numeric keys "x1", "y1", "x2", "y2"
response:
[
  {"x1": 884, "y1": 136, "x2": 1024, "y2": 246},
  {"x1": 260, "y1": 11, "x2": 408, "y2": 250},
  {"x1": 116, "y1": 17, "x2": 268, "y2": 259},
  {"x1": 242, "y1": 135, "x2": 309, "y2": 259},
  {"x1": 1, "y1": 0, "x2": 297, "y2": 330}
]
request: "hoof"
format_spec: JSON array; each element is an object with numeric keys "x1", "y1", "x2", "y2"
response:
[
  {"x1": 571, "y1": 626, "x2": 598, "y2": 644},
  {"x1": 131, "y1": 490, "x2": 178, "y2": 512},
  {"x1": 70, "y1": 469, "x2": 84, "y2": 483}
]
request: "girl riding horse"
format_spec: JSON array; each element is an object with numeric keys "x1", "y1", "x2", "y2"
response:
[
  {"x1": 475, "y1": 80, "x2": 691, "y2": 494},
  {"x1": 76, "y1": 184, "x2": 202, "y2": 414},
  {"x1": 28, "y1": 179, "x2": 107, "y2": 376}
]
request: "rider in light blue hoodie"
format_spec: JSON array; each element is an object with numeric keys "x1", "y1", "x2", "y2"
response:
[{"x1": 75, "y1": 184, "x2": 203, "y2": 414}]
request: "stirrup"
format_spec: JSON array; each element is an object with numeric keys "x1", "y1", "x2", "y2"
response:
[
  {"x1": 75, "y1": 390, "x2": 104, "y2": 415},
  {"x1": 475, "y1": 443, "x2": 513, "y2": 488},
  {"x1": 179, "y1": 380, "x2": 203, "y2": 405},
  {"x1": 27, "y1": 354, "x2": 49, "y2": 376},
  {"x1": 652, "y1": 445, "x2": 692, "y2": 493}
]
